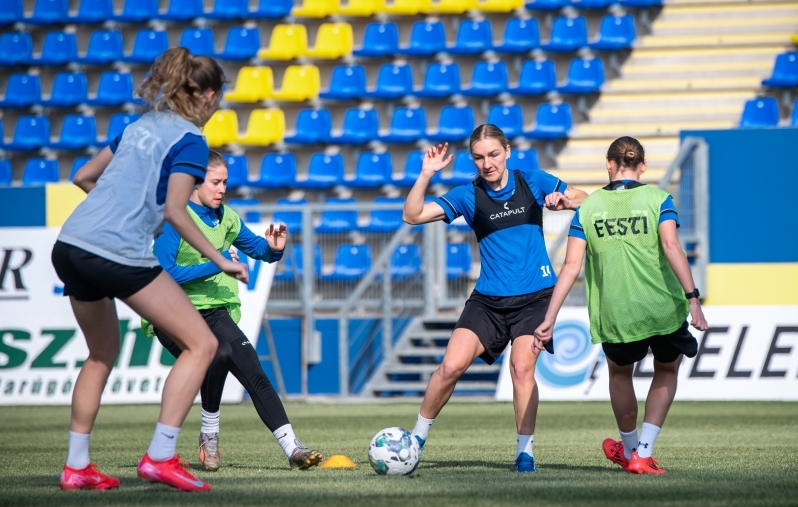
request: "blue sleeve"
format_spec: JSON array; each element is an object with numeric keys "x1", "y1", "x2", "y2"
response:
[
  {"x1": 527, "y1": 168, "x2": 566, "y2": 195},
  {"x1": 166, "y1": 133, "x2": 209, "y2": 183},
  {"x1": 435, "y1": 184, "x2": 474, "y2": 224},
  {"x1": 233, "y1": 219, "x2": 284, "y2": 263},
  {"x1": 108, "y1": 133, "x2": 122, "y2": 153},
  {"x1": 153, "y1": 221, "x2": 230, "y2": 285},
  {"x1": 659, "y1": 196, "x2": 680, "y2": 227},
  {"x1": 568, "y1": 208, "x2": 586, "y2": 241}
]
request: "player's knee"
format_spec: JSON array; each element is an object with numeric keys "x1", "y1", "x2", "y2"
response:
[
  {"x1": 196, "y1": 337, "x2": 218, "y2": 363},
  {"x1": 438, "y1": 359, "x2": 467, "y2": 382},
  {"x1": 214, "y1": 340, "x2": 233, "y2": 364},
  {"x1": 510, "y1": 360, "x2": 535, "y2": 381}
]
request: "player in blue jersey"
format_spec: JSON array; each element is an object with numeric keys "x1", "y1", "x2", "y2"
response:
[
  {"x1": 51, "y1": 48, "x2": 245, "y2": 492},
  {"x1": 402, "y1": 124, "x2": 587, "y2": 472}
]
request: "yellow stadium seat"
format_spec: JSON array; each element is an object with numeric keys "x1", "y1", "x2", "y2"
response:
[
  {"x1": 337, "y1": 0, "x2": 385, "y2": 16},
  {"x1": 272, "y1": 65, "x2": 320, "y2": 101},
  {"x1": 292, "y1": 0, "x2": 339, "y2": 18},
  {"x1": 257, "y1": 25, "x2": 307, "y2": 61},
  {"x1": 384, "y1": 0, "x2": 429, "y2": 14},
  {"x1": 306, "y1": 23, "x2": 353, "y2": 59},
  {"x1": 204, "y1": 110, "x2": 238, "y2": 148},
  {"x1": 224, "y1": 67, "x2": 273, "y2": 103},
  {"x1": 424, "y1": 0, "x2": 476, "y2": 13},
  {"x1": 236, "y1": 108, "x2": 285, "y2": 146},
  {"x1": 475, "y1": 0, "x2": 522, "y2": 11}
]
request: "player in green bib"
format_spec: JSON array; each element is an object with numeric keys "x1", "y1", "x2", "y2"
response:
[{"x1": 534, "y1": 137, "x2": 708, "y2": 475}]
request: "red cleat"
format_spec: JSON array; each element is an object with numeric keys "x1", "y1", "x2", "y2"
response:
[
  {"x1": 60, "y1": 463, "x2": 120, "y2": 491},
  {"x1": 602, "y1": 438, "x2": 630, "y2": 470},
  {"x1": 137, "y1": 453, "x2": 211, "y2": 492},
  {"x1": 627, "y1": 451, "x2": 667, "y2": 475}
]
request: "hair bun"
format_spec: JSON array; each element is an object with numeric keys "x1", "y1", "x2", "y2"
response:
[{"x1": 625, "y1": 150, "x2": 636, "y2": 159}]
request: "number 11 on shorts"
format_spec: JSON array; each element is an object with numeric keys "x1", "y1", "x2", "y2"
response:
[{"x1": 540, "y1": 265, "x2": 551, "y2": 277}]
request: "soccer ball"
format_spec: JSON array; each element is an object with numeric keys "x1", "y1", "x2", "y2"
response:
[{"x1": 368, "y1": 427, "x2": 420, "y2": 476}]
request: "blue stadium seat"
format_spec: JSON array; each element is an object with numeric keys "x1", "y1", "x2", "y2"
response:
[
  {"x1": 507, "y1": 148, "x2": 540, "y2": 172},
  {"x1": 5, "y1": 116, "x2": 49, "y2": 151},
  {"x1": 619, "y1": 0, "x2": 661, "y2": 7},
  {"x1": 180, "y1": 28, "x2": 215, "y2": 58},
  {"x1": 29, "y1": 31, "x2": 77, "y2": 66},
  {"x1": 284, "y1": 108, "x2": 332, "y2": 144},
  {"x1": 321, "y1": 244, "x2": 372, "y2": 282},
  {"x1": 70, "y1": 156, "x2": 91, "y2": 181},
  {"x1": 250, "y1": 0, "x2": 293, "y2": 18},
  {"x1": 391, "y1": 244, "x2": 422, "y2": 280},
  {"x1": 159, "y1": 0, "x2": 203, "y2": 20},
  {"x1": 426, "y1": 105, "x2": 475, "y2": 142},
  {"x1": 495, "y1": 17, "x2": 540, "y2": 54},
  {"x1": 381, "y1": 107, "x2": 427, "y2": 143},
  {"x1": 274, "y1": 198, "x2": 307, "y2": 233},
  {"x1": 115, "y1": 0, "x2": 158, "y2": 22},
  {"x1": 327, "y1": 108, "x2": 380, "y2": 145},
  {"x1": 251, "y1": 153, "x2": 297, "y2": 189},
  {"x1": 416, "y1": 62, "x2": 461, "y2": 98},
  {"x1": 96, "y1": 113, "x2": 139, "y2": 147},
  {"x1": 320, "y1": 65, "x2": 367, "y2": 100},
  {"x1": 0, "y1": 32, "x2": 32, "y2": 66},
  {"x1": 87, "y1": 71, "x2": 134, "y2": 106},
  {"x1": 0, "y1": 159, "x2": 12, "y2": 186},
  {"x1": 443, "y1": 152, "x2": 477, "y2": 185},
  {"x1": 569, "y1": 0, "x2": 612, "y2": 10},
  {"x1": 316, "y1": 198, "x2": 358, "y2": 234},
  {"x1": 42, "y1": 72, "x2": 88, "y2": 108},
  {"x1": 0, "y1": 0, "x2": 22, "y2": 25},
  {"x1": 217, "y1": 27, "x2": 260, "y2": 61},
  {"x1": 524, "y1": 0, "x2": 565, "y2": 10},
  {"x1": 361, "y1": 196, "x2": 404, "y2": 233},
  {"x1": 541, "y1": 16, "x2": 587, "y2": 52},
  {"x1": 462, "y1": 61, "x2": 509, "y2": 97},
  {"x1": 204, "y1": 0, "x2": 247, "y2": 19},
  {"x1": 487, "y1": 104, "x2": 524, "y2": 139},
  {"x1": 739, "y1": 97, "x2": 780, "y2": 128},
  {"x1": 762, "y1": 52, "x2": 798, "y2": 88},
  {"x1": 22, "y1": 159, "x2": 59, "y2": 186},
  {"x1": 78, "y1": 30, "x2": 123, "y2": 65},
  {"x1": 446, "y1": 243, "x2": 472, "y2": 279},
  {"x1": 49, "y1": 115, "x2": 97, "y2": 150},
  {"x1": 124, "y1": 29, "x2": 169, "y2": 64},
  {"x1": 69, "y1": 0, "x2": 113, "y2": 23},
  {"x1": 589, "y1": 14, "x2": 636, "y2": 51},
  {"x1": 274, "y1": 243, "x2": 320, "y2": 281},
  {"x1": 294, "y1": 153, "x2": 345, "y2": 189},
  {"x1": 557, "y1": 57, "x2": 605, "y2": 94},
  {"x1": 448, "y1": 19, "x2": 493, "y2": 55},
  {"x1": 347, "y1": 152, "x2": 393, "y2": 188},
  {"x1": 223, "y1": 154, "x2": 249, "y2": 189},
  {"x1": 392, "y1": 151, "x2": 443, "y2": 187},
  {"x1": 366, "y1": 63, "x2": 414, "y2": 99},
  {"x1": 353, "y1": 22, "x2": 399, "y2": 57},
  {"x1": 26, "y1": 0, "x2": 68, "y2": 25},
  {"x1": 0, "y1": 74, "x2": 41, "y2": 108},
  {"x1": 510, "y1": 59, "x2": 556, "y2": 96},
  {"x1": 399, "y1": 20, "x2": 446, "y2": 57},
  {"x1": 227, "y1": 198, "x2": 260, "y2": 223},
  {"x1": 523, "y1": 103, "x2": 572, "y2": 139}
]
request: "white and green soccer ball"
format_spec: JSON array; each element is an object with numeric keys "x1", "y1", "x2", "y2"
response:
[{"x1": 368, "y1": 427, "x2": 420, "y2": 476}]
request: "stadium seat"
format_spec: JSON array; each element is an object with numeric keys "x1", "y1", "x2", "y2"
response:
[
  {"x1": 0, "y1": 74, "x2": 41, "y2": 108},
  {"x1": 258, "y1": 25, "x2": 308, "y2": 60},
  {"x1": 475, "y1": 0, "x2": 523, "y2": 11},
  {"x1": 123, "y1": 29, "x2": 169, "y2": 64},
  {"x1": 443, "y1": 152, "x2": 477, "y2": 185},
  {"x1": 367, "y1": 63, "x2": 414, "y2": 99},
  {"x1": 316, "y1": 198, "x2": 358, "y2": 234},
  {"x1": 346, "y1": 152, "x2": 393, "y2": 188},
  {"x1": 251, "y1": 153, "x2": 297, "y2": 189},
  {"x1": 237, "y1": 108, "x2": 285, "y2": 146},
  {"x1": 557, "y1": 57, "x2": 605, "y2": 94},
  {"x1": 381, "y1": 107, "x2": 427, "y2": 143},
  {"x1": 507, "y1": 148, "x2": 540, "y2": 172},
  {"x1": 227, "y1": 198, "x2": 260, "y2": 223},
  {"x1": 78, "y1": 30, "x2": 123, "y2": 65},
  {"x1": 69, "y1": 0, "x2": 113, "y2": 23},
  {"x1": 524, "y1": 0, "x2": 565, "y2": 9},
  {"x1": 96, "y1": 113, "x2": 139, "y2": 147},
  {"x1": 0, "y1": 0, "x2": 22, "y2": 25},
  {"x1": 274, "y1": 244, "x2": 321, "y2": 281},
  {"x1": 541, "y1": 16, "x2": 587, "y2": 52},
  {"x1": 353, "y1": 22, "x2": 399, "y2": 57},
  {"x1": 272, "y1": 65, "x2": 320, "y2": 101},
  {"x1": 589, "y1": 14, "x2": 636, "y2": 51},
  {"x1": 523, "y1": 103, "x2": 572, "y2": 139},
  {"x1": 159, "y1": 0, "x2": 203, "y2": 20},
  {"x1": 0, "y1": 159, "x2": 10, "y2": 186},
  {"x1": 205, "y1": 110, "x2": 239, "y2": 148},
  {"x1": 415, "y1": 62, "x2": 461, "y2": 98},
  {"x1": 462, "y1": 61, "x2": 509, "y2": 97},
  {"x1": 399, "y1": 20, "x2": 446, "y2": 57},
  {"x1": 792, "y1": 98, "x2": 798, "y2": 126},
  {"x1": 203, "y1": 0, "x2": 245, "y2": 18},
  {"x1": 29, "y1": 31, "x2": 77, "y2": 66},
  {"x1": 446, "y1": 243, "x2": 472, "y2": 279},
  {"x1": 217, "y1": 27, "x2": 260, "y2": 61},
  {"x1": 383, "y1": 0, "x2": 425, "y2": 14},
  {"x1": 569, "y1": 0, "x2": 611, "y2": 9},
  {"x1": 762, "y1": 52, "x2": 798, "y2": 88},
  {"x1": 41, "y1": 72, "x2": 88, "y2": 108},
  {"x1": 49, "y1": 115, "x2": 97, "y2": 150},
  {"x1": 618, "y1": 0, "x2": 661, "y2": 7},
  {"x1": 327, "y1": 108, "x2": 380, "y2": 144},
  {"x1": 306, "y1": 23, "x2": 353, "y2": 59},
  {"x1": 427, "y1": 0, "x2": 476, "y2": 14},
  {"x1": 361, "y1": 196, "x2": 405, "y2": 233},
  {"x1": 391, "y1": 244, "x2": 422, "y2": 280},
  {"x1": 70, "y1": 156, "x2": 90, "y2": 181},
  {"x1": 284, "y1": 108, "x2": 332, "y2": 144},
  {"x1": 392, "y1": 151, "x2": 443, "y2": 187},
  {"x1": 224, "y1": 66, "x2": 273, "y2": 102},
  {"x1": 509, "y1": 59, "x2": 556, "y2": 95},
  {"x1": 87, "y1": 71, "x2": 134, "y2": 106},
  {"x1": 293, "y1": 0, "x2": 339, "y2": 18},
  {"x1": 0, "y1": 32, "x2": 32, "y2": 66},
  {"x1": 22, "y1": 158, "x2": 59, "y2": 186},
  {"x1": 115, "y1": 0, "x2": 158, "y2": 22},
  {"x1": 223, "y1": 154, "x2": 249, "y2": 188},
  {"x1": 322, "y1": 244, "x2": 372, "y2": 282},
  {"x1": 320, "y1": 65, "x2": 367, "y2": 100},
  {"x1": 495, "y1": 17, "x2": 540, "y2": 54},
  {"x1": 426, "y1": 105, "x2": 475, "y2": 142},
  {"x1": 274, "y1": 198, "x2": 308, "y2": 233},
  {"x1": 338, "y1": 0, "x2": 386, "y2": 16},
  {"x1": 251, "y1": 0, "x2": 293, "y2": 18},
  {"x1": 26, "y1": 0, "x2": 68, "y2": 25},
  {"x1": 179, "y1": 28, "x2": 215, "y2": 58},
  {"x1": 739, "y1": 97, "x2": 780, "y2": 128},
  {"x1": 447, "y1": 19, "x2": 493, "y2": 55},
  {"x1": 294, "y1": 153, "x2": 345, "y2": 189}
]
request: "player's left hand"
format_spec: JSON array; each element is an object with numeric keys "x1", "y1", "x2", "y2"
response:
[
  {"x1": 533, "y1": 319, "x2": 554, "y2": 351},
  {"x1": 265, "y1": 223, "x2": 287, "y2": 252},
  {"x1": 545, "y1": 192, "x2": 571, "y2": 211}
]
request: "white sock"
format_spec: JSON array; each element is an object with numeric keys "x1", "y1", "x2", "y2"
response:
[
  {"x1": 147, "y1": 422, "x2": 181, "y2": 461},
  {"x1": 619, "y1": 428, "x2": 638, "y2": 460},
  {"x1": 66, "y1": 431, "x2": 91, "y2": 469},
  {"x1": 273, "y1": 424, "x2": 299, "y2": 458},
  {"x1": 201, "y1": 409, "x2": 220, "y2": 435},
  {"x1": 637, "y1": 422, "x2": 661, "y2": 458},
  {"x1": 412, "y1": 414, "x2": 434, "y2": 442},
  {"x1": 516, "y1": 434, "x2": 533, "y2": 457}
]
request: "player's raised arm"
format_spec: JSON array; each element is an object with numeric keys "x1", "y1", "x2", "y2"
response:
[{"x1": 402, "y1": 143, "x2": 451, "y2": 225}]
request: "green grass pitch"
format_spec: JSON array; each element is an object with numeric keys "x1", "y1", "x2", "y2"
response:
[{"x1": 1, "y1": 401, "x2": 797, "y2": 507}]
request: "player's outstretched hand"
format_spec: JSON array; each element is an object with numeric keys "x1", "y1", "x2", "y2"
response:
[
  {"x1": 533, "y1": 319, "x2": 554, "y2": 352},
  {"x1": 545, "y1": 192, "x2": 571, "y2": 211},
  {"x1": 221, "y1": 259, "x2": 249, "y2": 283},
  {"x1": 689, "y1": 303, "x2": 708, "y2": 331},
  {"x1": 265, "y1": 223, "x2": 287, "y2": 252},
  {"x1": 421, "y1": 143, "x2": 453, "y2": 177}
]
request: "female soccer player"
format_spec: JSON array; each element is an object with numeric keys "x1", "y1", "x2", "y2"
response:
[
  {"x1": 52, "y1": 47, "x2": 245, "y2": 492},
  {"x1": 533, "y1": 136, "x2": 709, "y2": 474},
  {"x1": 145, "y1": 151, "x2": 322, "y2": 472},
  {"x1": 402, "y1": 125, "x2": 587, "y2": 472}
]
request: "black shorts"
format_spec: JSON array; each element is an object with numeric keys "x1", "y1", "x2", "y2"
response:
[
  {"x1": 51, "y1": 240, "x2": 162, "y2": 302},
  {"x1": 601, "y1": 321, "x2": 698, "y2": 367},
  {"x1": 455, "y1": 287, "x2": 554, "y2": 365}
]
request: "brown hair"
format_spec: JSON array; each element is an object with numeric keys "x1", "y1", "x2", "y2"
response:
[
  {"x1": 607, "y1": 136, "x2": 645, "y2": 169},
  {"x1": 137, "y1": 47, "x2": 226, "y2": 126},
  {"x1": 207, "y1": 150, "x2": 227, "y2": 169},
  {"x1": 469, "y1": 124, "x2": 510, "y2": 152}
]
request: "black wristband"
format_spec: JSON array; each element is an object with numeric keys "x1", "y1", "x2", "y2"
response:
[{"x1": 685, "y1": 288, "x2": 700, "y2": 300}]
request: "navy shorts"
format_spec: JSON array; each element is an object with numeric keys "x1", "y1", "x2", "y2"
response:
[{"x1": 601, "y1": 321, "x2": 698, "y2": 367}]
